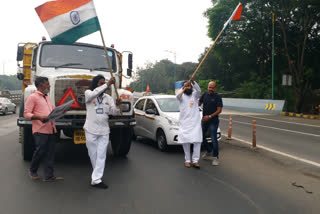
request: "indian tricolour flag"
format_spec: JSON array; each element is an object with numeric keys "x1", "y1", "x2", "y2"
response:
[
  {"x1": 223, "y1": 2, "x2": 243, "y2": 31},
  {"x1": 35, "y1": 0, "x2": 101, "y2": 44}
]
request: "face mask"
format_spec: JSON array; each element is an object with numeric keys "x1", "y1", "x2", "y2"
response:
[
  {"x1": 43, "y1": 88, "x2": 50, "y2": 95},
  {"x1": 184, "y1": 88, "x2": 192, "y2": 95}
]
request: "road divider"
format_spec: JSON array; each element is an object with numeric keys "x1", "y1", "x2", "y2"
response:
[{"x1": 223, "y1": 98, "x2": 285, "y2": 114}]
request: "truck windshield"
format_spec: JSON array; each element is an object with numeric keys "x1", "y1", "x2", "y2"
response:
[{"x1": 39, "y1": 43, "x2": 117, "y2": 72}]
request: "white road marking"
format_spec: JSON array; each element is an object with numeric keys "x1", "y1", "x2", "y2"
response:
[
  {"x1": 222, "y1": 134, "x2": 320, "y2": 168},
  {"x1": 238, "y1": 115, "x2": 320, "y2": 128},
  {"x1": 220, "y1": 118, "x2": 320, "y2": 138}
]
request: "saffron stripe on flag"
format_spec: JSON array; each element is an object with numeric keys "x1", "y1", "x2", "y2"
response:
[
  {"x1": 51, "y1": 17, "x2": 100, "y2": 44},
  {"x1": 35, "y1": 0, "x2": 92, "y2": 22},
  {"x1": 232, "y1": 4, "x2": 242, "y2": 20},
  {"x1": 42, "y1": 1, "x2": 98, "y2": 38}
]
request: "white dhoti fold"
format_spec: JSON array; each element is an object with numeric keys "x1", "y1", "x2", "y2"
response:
[{"x1": 85, "y1": 131, "x2": 109, "y2": 185}]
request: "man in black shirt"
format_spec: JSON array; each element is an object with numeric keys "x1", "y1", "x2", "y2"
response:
[{"x1": 199, "y1": 81, "x2": 223, "y2": 166}]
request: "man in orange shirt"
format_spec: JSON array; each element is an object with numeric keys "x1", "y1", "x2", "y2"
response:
[{"x1": 24, "y1": 76, "x2": 63, "y2": 181}]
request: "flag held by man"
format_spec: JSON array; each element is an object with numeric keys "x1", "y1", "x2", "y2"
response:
[
  {"x1": 223, "y1": 3, "x2": 243, "y2": 30},
  {"x1": 35, "y1": 0, "x2": 101, "y2": 44}
]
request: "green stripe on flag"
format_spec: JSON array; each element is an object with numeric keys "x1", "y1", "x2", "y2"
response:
[{"x1": 52, "y1": 17, "x2": 101, "y2": 44}]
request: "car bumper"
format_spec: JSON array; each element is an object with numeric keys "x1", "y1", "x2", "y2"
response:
[{"x1": 165, "y1": 129, "x2": 221, "y2": 145}]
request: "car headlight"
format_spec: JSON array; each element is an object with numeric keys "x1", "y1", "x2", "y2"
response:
[
  {"x1": 120, "y1": 102, "x2": 131, "y2": 112},
  {"x1": 166, "y1": 117, "x2": 179, "y2": 127}
]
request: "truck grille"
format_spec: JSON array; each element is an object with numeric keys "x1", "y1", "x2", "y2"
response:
[{"x1": 54, "y1": 79, "x2": 111, "y2": 110}]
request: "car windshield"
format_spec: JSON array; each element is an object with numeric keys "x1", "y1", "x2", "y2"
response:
[
  {"x1": 39, "y1": 43, "x2": 117, "y2": 72},
  {"x1": 155, "y1": 97, "x2": 180, "y2": 112}
]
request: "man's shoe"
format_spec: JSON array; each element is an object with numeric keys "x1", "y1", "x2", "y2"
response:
[
  {"x1": 43, "y1": 176, "x2": 64, "y2": 182},
  {"x1": 192, "y1": 162, "x2": 200, "y2": 169},
  {"x1": 184, "y1": 162, "x2": 191, "y2": 168},
  {"x1": 212, "y1": 157, "x2": 219, "y2": 166},
  {"x1": 201, "y1": 151, "x2": 212, "y2": 160},
  {"x1": 29, "y1": 171, "x2": 40, "y2": 180},
  {"x1": 91, "y1": 182, "x2": 108, "y2": 189}
]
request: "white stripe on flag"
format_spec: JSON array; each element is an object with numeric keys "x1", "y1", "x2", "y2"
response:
[
  {"x1": 43, "y1": 1, "x2": 97, "y2": 38},
  {"x1": 223, "y1": 3, "x2": 241, "y2": 30}
]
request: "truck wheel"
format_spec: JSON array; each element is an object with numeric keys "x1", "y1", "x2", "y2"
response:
[
  {"x1": 19, "y1": 127, "x2": 34, "y2": 161},
  {"x1": 157, "y1": 129, "x2": 168, "y2": 152},
  {"x1": 110, "y1": 127, "x2": 133, "y2": 157}
]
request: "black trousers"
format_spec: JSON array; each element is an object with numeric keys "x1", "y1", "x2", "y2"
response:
[{"x1": 30, "y1": 133, "x2": 56, "y2": 178}]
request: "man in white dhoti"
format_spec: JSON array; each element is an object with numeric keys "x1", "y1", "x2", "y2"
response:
[
  {"x1": 176, "y1": 78, "x2": 202, "y2": 168},
  {"x1": 84, "y1": 75, "x2": 121, "y2": 189}
]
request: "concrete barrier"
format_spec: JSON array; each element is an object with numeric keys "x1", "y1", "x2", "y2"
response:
[{"x1": 222, "y1": 98, "x2": 285, "y2": 114}]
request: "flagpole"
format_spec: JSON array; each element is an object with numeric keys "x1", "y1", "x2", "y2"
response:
[
  {"x1": 178, "y1": 2, "x2": 242, "y2": 98},
  {"x1": 99, "y1": 29, "x2": 122, "y2": 115},
  {"x1": 178, "y1": 25, "x2": 226, "y2": 98}
]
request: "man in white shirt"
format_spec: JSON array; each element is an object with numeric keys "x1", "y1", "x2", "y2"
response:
[
  {"x1": 84, "y1": 75, "x2": 121, "y2": 189},
  {"x1": 176, "y1": 78, "x2": 202, "y2": 169}
]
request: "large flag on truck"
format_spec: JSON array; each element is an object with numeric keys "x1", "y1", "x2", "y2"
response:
[{"x1": 35, "y1": 0, "x2": 101, "y2": 44}]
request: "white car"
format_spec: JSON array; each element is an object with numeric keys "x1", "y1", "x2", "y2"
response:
[
  {"x1": 0, "y1": 97, "x2": 16, "y2": 115},
  {"x1": 133, "y1": 95, "x2": 221, "y2": 151}
]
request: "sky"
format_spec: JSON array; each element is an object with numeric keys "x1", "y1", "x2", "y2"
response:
[{"x1": 0, "y1": 0, "x2": 213, "y2": 85}]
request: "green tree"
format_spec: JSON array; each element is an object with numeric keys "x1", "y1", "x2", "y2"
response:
[
  {"x1": 202, "y1": 0, "x2": 320, "y2": 112},
  {"x1": 129, "y1": 60, "x2": 197, "y2": 94},
  {"x1": 0, "y1": 75, "x2": 22, "y2": 91}
]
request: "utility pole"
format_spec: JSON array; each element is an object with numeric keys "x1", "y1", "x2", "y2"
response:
[{"x1": 272, "y1": 13, "x2": 275, "y2": 100}]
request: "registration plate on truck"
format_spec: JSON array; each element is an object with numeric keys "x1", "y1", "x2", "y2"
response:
[{"x1": 74, "y1": 130, "x2": 86, "y2": 144}]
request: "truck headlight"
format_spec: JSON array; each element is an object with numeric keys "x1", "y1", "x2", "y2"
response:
[{"x1": 120, "y1": 102, "x2": 131, "y2": 112}]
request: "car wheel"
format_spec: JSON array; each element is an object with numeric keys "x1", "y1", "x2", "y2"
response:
[
  {"x1": 13, "y1": 107, "x2": 16, "y2": 114},
  {"x1": 4, "y1": 108, "x2": 8, "y2": 115},
  {"x1": 157, "y1": 129, "x2": 168, "y2": 152}
]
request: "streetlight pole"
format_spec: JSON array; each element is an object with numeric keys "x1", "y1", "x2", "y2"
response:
[{"x1": 165, "y1": 50, "x2": 176, "y2": 83}]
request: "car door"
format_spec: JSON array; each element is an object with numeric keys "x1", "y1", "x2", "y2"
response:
[
  {"x1": 3, "y1": 98, "x2": 10, "y2": 111},
  {"x1": 7, "y1": 99, "x2": 14, "y2": 112},
  {"x1": 143, "y1": 98, "x2": 159, "y2": 140},
  {"x1": 133, "y1": 98, "x2": 147, "y2": 137}
]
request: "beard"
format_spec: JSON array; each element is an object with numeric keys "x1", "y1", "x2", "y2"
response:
[{"x1": 184, "y1": 89, "x2": 192, "y2": 96}]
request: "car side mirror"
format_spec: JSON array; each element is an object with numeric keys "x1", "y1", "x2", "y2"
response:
[{"x1": 146, "y1": 109, "x2": 156, "y2": 115}]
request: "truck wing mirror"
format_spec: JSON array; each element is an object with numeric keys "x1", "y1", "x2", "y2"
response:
[
  {"x1": 127, "y1": 68, "x2": 132, "y2": 77},
  {"x1": 16, "y1": 45, "x2": 24, "y2": 61},
  {"x1": 128, "y1": 53, "x2": 133, "y2": 69}
]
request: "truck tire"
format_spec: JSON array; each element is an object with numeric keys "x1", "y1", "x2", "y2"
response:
[
  {"x1": 19, "y1": 127, "x2": 34, "y2": 161},
  {"x1": 19, "y1": 95, "x2": 24, "y2": 117},
  {"x1": 18, "y1": 95, "x2": 34, "y2": 161},
  {"x1": 110, "y1": 127, "x2": 133, "y2": 157}
]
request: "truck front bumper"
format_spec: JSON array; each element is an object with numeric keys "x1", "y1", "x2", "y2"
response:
[{"x1": 17, "y1": 118, "x2": 136, "y2": 129}]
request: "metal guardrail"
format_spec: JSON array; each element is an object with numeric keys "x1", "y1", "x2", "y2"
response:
[
  {"x1": 223, "y1": 98, "x2": 285, "y2": 114},
  {"x1": 0, "y1": 94, "x2": 22, "y2": 105}
]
